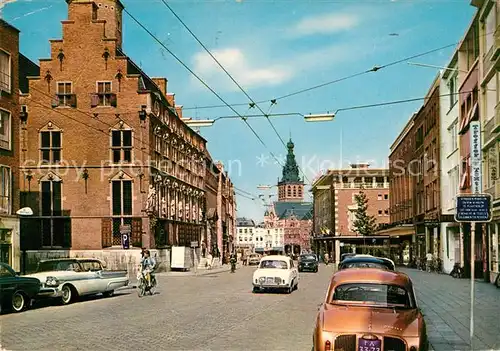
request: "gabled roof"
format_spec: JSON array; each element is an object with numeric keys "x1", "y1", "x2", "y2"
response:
[
  {"x1": 273, "y1": 201, "x2": 313, "y2": 220},
  {"x1": 19, "y1": 53, "x2": 40, "y2": 94},
  {"x1": 236, "y1": 217, "x2": 255, "y2": 227}
]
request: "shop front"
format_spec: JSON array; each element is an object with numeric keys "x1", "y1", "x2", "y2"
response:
[{"x1": 0, "y1": 216, "x2": 20, "y2": 271}]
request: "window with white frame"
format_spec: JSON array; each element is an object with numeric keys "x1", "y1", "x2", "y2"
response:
[
  {"x1": 112, "y1": 180, "x2": 132, "y2": 246},
  {"x1": 0, "y1": 50, "x2": 11, "y2": 93},
  {"x1": 0, "y1": 109, "x2": 11, "y2": 150},
  {"x1": 448, "y1": 120, "x2": 458, "y2": 154},
  {"x1": 40, "y1": 178, "x2": 66, "y2": 247},
  {"x1": 486, "y1": 76, "x2": 497, "y2": 121},
  {"x1": 40, "y1": 130, "x2": 62, "y2": 164},
  {"x1": 485, "y1": 5, "x2": 497, "y2": 53},
  {"x1": 449, "y1": 73, "x2": 458, "y2": 109},
  {"x1": 56, "y1": 82, "x2": 74, "y2": 107},
  {"x1": 111, "y1": 129, "x2": 132, "y2": 163},
  {"x1": 0, "y1": 166, "x2": 11, "y2": 214},
  {"x1": 97, "y1": 81, "x2": 113, "y2": 106}
]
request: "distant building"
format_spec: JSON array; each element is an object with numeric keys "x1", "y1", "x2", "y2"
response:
[
  {"x1": 311, "y1": 164, "x2": 389, "y2": 262},
  {"x1": 264, "y1": 139, "x2": 312, "y2": 255},
  {"x1": 235, "y1": 217, "x2": 256, "y2": 250}
]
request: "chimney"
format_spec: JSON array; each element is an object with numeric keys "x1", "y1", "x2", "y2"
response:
[
  {"x1": 166, "y1": 93, "x2": 175, "y2": 106},
  {"x1": 151, "y1": 77, "x2": 167, "y2": 96},
  {"x1": 175, "y1": 105, "x2": 183, "y2": 119}
]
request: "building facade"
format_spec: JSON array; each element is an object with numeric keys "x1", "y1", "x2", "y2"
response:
[
  {"x1": 457, "y1": 12, "x2": 485, "y2": 278},
  {"x1": 215, "y1": 162, "x2": 236, "y2": 263},
  {"x1": 472, "y1": 0, "x2": 499, "y2": 283},
  {"x1": 18, "y1": 0, "x2": 211, "y2": 272},
  {"x1": 0, "y1": 19, "x2": 21, "y2": 270},
  {"x1": 439, "y1": 52, "x2": 462, "y2": 274},
  {"x1": 311, "y1": 164, "x2": 390, "y2": 263},
  {"x1": 264, "y1": 139, "x2": 312, "y2": 255}
]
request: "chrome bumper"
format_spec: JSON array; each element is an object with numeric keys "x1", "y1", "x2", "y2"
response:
[{"x1": 38, "y1": 287, "x2": 63, "y2": 298}]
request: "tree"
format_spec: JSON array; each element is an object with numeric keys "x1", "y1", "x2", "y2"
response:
[{"x1": 352, "y1": 190, "x2": 377, "y2": 236}]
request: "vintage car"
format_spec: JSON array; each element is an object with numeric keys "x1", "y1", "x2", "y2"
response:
[
  {"x1": 252, "y1": 255, "x2": 298, "y2": 293},
  {"x1": 313, "y1": 268, "x2": 428, "y2": 351},
  {"x1": 339, "y1": 256, "x2": 396, "y2": 271},
  {"x1": 247, "y1": 253, "x2": 262, "y2": 266},
  {"x1": 0, "y1": 263, "x2": 40, "y2": 313},
  {"x1": 25, "y1": 258, "x2": 129, "y2": 305},
  {"x1": 298, "y1": 254, "x2": 319, "y2": 273}
]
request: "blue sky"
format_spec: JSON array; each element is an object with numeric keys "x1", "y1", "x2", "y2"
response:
[{"x1": 3, "y1": 0, "x2": 476, "y2": 221}]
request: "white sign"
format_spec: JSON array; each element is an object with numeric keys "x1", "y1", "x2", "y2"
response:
[
  {"x1": 16, "y1": 207, "x2": 33, "y2": 216},
  {"x1": 469, "y1": 121, "x2": 482, "y2": 194}
]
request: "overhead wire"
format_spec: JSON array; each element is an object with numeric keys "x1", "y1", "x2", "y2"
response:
[
  {"x1": 159, "y1": 0, "x2": 310, "y2": 182},
  {"x1": 122, "y1": 7, "x2": 286, "y2": 171},
  {"x1": 182, "y1": 30, "x2": 495, "y2": 111}
]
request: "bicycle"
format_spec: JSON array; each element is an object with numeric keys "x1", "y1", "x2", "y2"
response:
[
  {"x1": 450, "y1": 262, "x2": 464, "y2": 279},
  {"x1": 137, "y1": 268, "x2": 157, "y2": 297}
]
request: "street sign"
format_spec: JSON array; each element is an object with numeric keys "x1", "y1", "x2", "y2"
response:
[
  {"x1": 190, "y1": 241, "x2": 198, "y2": 248},
  {"x1": 469, "y1": 121, "x2": 482, "y2": 194},
  {"x1": 454, "y1": 194, "x2": 492, "y2": 222}
]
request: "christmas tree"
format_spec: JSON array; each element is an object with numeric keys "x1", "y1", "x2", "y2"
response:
[{"x1": 353, "y1": 190, "x2": 377, "y2": 236}]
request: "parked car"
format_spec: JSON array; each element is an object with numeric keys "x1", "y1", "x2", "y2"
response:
[
  {"x1": 0, "y1": 263, "x2": 40, "y2": 313},
  {"x1": 313, "y1": 268, "x2": 428, "y2": 351},
  {"x1": 298, "y1": 254, "x2": 318, "y2": 273},
  {"x1": 339, "y1": 256, "x2": 396, "y2": 271},
  {"x1": 25, "y1": 258, "x2": 129, "y2": 305},
  {"x1": 252, "y1": 255, "x2": 298, "y2": 294},
  {"x1": 247, "y1": 253, "x2": 261, "y2": 266}
]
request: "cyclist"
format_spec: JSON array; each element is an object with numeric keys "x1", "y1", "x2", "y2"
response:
[{"x1": 139, "y1": 250, "x2": 156, "y2": 287}]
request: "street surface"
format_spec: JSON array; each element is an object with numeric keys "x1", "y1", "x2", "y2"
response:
[{"x1": 1, "y1": 265, "x2": 499, "y2": 351}]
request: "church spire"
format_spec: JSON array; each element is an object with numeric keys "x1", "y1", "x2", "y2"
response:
[{"x1": 280, "y1": 138, "x2": 301, "y2": 184}]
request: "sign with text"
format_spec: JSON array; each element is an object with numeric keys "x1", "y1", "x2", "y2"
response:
[
  {"x1": 120, "y1": 225, "x2": 131, "y2": 249},
  {"x1": 455, "y1": 194, "x2": 491, "y2": 222},
  {"x1": 469, "y1": 121, "x2": 482, "y2": 194}
]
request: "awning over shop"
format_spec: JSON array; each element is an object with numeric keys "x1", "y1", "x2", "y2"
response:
[{"x1": 376, "y1": 225, "x2": 415, "y2": 237}]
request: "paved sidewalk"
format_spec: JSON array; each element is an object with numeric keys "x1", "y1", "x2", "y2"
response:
[{"x1": 401, "y1": 268, "x2": 500, "y2": 351}]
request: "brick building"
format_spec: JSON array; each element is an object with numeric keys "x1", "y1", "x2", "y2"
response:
[
  {"x1": 0, "y1": 19, "x2": 21, "y2": 270},
  {"x1": 457, "y1": 13, "x2": 484, "y2": 278},
  {"x1": 18, "y1": 0, "x2": 210, "y2": 271},
  {"x1": 311, "y1": 164, "x2": 390, "y2": 262},
  {"x1": 471, "y1": 0, "x2": 499, "y2": 284},
  {"x1": 412, "y1": 77, "x2": 443, "y2": 261},
  {"x1": 264, "y1": 139, "x2": 312, "y2": 255}
]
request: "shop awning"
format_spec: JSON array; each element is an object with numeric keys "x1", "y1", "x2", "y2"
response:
[{"x1": 376, "y1": 225, "x2": 415, "y2": 237}]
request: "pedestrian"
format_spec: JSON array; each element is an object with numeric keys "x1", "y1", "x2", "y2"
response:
[{"x1": 426, "y1": 251, "x2": 433, "y2": 272}]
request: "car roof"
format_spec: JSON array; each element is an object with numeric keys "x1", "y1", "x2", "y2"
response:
[
  {"x1": 330, "y1": 268, "x2": 411, "y2": 288},
  {"x1": 261, "y1": 255, "x2": 290, "y2": 261},
  {"x1": 342, "y1": 256, "x2": 389, "y2": 264}
]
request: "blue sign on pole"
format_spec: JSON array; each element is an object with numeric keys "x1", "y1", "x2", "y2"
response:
[{"x1": 455, "y1": 195, "x2": 492, "y2": 222}]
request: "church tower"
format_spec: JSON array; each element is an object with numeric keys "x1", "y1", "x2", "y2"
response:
[{"x1": 277, "y1": 139, "x2": 304, "y2": 202}]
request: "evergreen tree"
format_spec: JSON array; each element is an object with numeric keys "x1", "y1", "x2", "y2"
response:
[{"x1": 352, "y1": 190, "x2": 377, "y2": 235}]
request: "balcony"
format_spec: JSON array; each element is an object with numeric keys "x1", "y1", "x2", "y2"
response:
[
  {"x1": 483, "y1": 104, "x2": 500, "y2": 146},
  {"x1": 484, "y1": 182, "x2": 500, "y2": 201}
]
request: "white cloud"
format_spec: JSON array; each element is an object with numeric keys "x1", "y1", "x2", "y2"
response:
[
  {"x1": 291, "y1": 12, "x2": 360, "y2": 37},
  {"x1": 192, "y1": 48, "x2": 293, "y2": 90}
]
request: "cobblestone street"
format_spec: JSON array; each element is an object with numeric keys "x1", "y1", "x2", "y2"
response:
[{"x1": 1, "y1": 265, "x2": 499, "y2": 351}]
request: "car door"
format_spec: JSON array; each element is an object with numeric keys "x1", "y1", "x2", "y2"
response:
[
  {"x1": 0, "y1": 264, "x2": 17, "y2": 305},
  {"x1": 79, "y1": 260, "x2": 103, "y2": 294},
  {"x1": 289, "y1": 260, "x2": 298, "y2": 283}
]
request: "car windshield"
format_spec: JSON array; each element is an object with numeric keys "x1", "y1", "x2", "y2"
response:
[
  {"x1": 331, "y1": 283, "x2": 413, "y2": 309},
  {"x1": 300, "y1": 255, "x2": 316, "y2": 261},
  {"x1": 0, "y1": 264, "x2": 15, "y2": 277},
  {"x1": 260, "y1": 260, "x2": 288, "y2": 269},
  {"x1": 37, "y1": 260, "x2": 82, "y2": 272}
]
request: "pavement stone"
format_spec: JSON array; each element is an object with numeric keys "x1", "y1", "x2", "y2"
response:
[{"x1": 401, "y1": 268, "x2": 500, "y2": 351}]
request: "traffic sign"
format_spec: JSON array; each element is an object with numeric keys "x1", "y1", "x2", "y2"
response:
[{"x1": 454, "y1": 194, "x2": 492, "y2": 222}]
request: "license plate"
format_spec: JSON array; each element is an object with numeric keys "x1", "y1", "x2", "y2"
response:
[
  {"x1": 358, "y1": 339, "x2": 381, "y2": 351},
  {"x1": 266, "y1": 277, "x2": 274, "y2": 284}
]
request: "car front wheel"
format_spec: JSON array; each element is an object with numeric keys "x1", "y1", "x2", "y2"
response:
[
  {"x1": 61, "y1": 285, "x2": 75, "y2": 305},
  {"x1": 11, "y1": 291, "x2": 27, "y2": 312}
]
